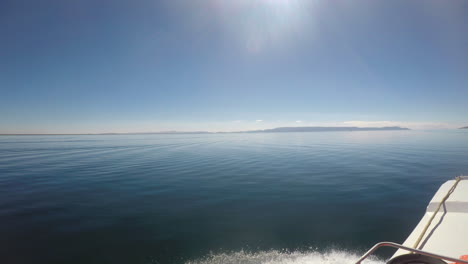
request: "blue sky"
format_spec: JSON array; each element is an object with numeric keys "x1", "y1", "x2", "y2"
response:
[{"x1": 1, "y1": 0, "x2": 467, "y2": 133}]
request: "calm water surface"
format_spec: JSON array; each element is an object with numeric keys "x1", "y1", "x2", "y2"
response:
[{"x1": 1, "y1": 131, "x2": 467, "y2": 264}]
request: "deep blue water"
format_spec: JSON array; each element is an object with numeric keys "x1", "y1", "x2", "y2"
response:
[{"x1": 1, "y1": 131, "x2": 467, "y2": 264}]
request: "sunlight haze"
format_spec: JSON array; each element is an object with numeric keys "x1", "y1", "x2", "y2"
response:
[{"x1": 1, "y1": 0, "x2": 467, "y2": 133}]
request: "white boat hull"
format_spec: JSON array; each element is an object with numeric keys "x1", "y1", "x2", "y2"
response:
[{"x1": 393, "y1": 177, "x2": 468, "y2": 259}]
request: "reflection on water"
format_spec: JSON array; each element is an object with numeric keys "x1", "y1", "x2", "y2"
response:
[{"x1": 0, "y1": 131, "x2": 467, "y2": 263}]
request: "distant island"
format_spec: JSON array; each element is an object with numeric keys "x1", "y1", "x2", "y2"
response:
[
  {"x1": 122, "y1": 126, "x2": 410, "y2": 134},
  {"x1": 460, "y1": 126, "x2": 468, "y2": 129},
  {"x1": 0, "y1": 126, "x2": 410, "y2": 135},
  {"x1": 245, "y1": 126, "x2": 409, "y2": 133}
]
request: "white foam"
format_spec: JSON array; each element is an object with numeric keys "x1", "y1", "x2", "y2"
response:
[{"x1": 186, "y1": 249, "x2": 385, "y2": 264}]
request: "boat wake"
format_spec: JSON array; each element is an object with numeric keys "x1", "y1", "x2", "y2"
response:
[{"x1": 185, "y1": 249, "x2": 385, "y2": 264}]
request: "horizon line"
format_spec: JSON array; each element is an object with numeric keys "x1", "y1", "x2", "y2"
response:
[{"x1": 2, "y1": 125, "x2": 467, "y2": 136}]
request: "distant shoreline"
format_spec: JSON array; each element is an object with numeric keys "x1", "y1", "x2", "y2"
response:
[{"x1": 0, "y1": 126, "x2": 411, "y2": 135}]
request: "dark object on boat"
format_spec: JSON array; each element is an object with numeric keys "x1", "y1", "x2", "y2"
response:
[{"x1": 387, "y1": 254, "x2": 447, "y2": 264}]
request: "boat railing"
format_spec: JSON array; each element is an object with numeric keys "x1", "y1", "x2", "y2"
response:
[{"x1": 355, "y1": 241, "x2": 468, "y2": 264}]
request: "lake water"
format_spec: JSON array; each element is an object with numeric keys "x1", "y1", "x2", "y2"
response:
[{"x1": 1, "y1": 130, "x2": 467, "y2": 264}]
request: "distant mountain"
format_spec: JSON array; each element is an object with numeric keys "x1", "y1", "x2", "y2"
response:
[
  {"x1": 246, "y1": 126, "x2": 410, "y2": 133},
  {"x1": 0, "y1": 126, "x2": 410, "y2": 136},
  {"x1": 460, "y1": 126, "x2": 468, "y2": 129}
]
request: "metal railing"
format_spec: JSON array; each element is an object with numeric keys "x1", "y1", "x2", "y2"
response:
[{"x1": 355, "y1": 242, "x2": 468, "y2": 264}]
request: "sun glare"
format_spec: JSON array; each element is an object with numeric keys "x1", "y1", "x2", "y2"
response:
[{"x1": 212, "y1": 0, "x2": 311, "y2": 52}]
